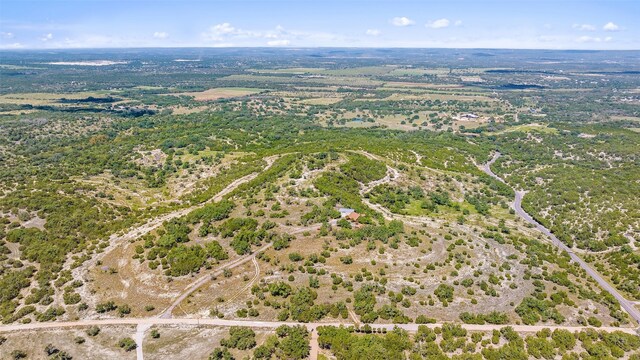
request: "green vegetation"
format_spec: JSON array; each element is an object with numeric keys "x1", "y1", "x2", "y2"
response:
[
  {"x1": 0, "y1": 50, "x2": 638, "y2": 360},
  {"x1": 318, "y1": 325, "x2": 640, "y2": 360},
  {"x1": 339, "y1": 153, "x2": 387, "y2": 184},
  {"x1": 117, "y1": 337, "x2": 137, "y2": 352}
]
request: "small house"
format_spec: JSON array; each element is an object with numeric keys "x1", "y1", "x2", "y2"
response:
[
  {"x1": 339, "y1": 208, "x2": 355, "y2": 217},
  {"x1": 347, "y1": 212, "x2": 361, "y2": 223}
]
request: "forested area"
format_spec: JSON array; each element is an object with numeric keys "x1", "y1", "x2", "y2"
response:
[
  {"x1": 492, "y1": 124, "x2": 640, "y2": 299},
  {"x1": 318, "y1": 324, "x2": 640, "y2": 360}
]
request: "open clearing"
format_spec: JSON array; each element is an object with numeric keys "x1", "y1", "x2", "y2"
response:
[
  {"x1": 174, "y1": 87, "x2": 262, "y2": 101},
  {"x1": 0, "y1": 91, "x2": 116, "y2": 105}
]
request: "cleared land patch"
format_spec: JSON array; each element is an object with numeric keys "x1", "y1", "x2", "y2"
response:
[{"x1": 174, "y1": 87, "x2": 262, "y2": 101}]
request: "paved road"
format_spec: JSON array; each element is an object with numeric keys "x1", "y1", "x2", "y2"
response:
[
  {"x1": 482, "y1": 152, "x2": 640, "y2": 325},
  {"x1": 0, "y1": 317, "x2": 635, "y2": 335}
]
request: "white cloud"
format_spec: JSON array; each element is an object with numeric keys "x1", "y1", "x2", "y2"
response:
[
  {"x1": 203, "y1": 22, "x2": 275, "y2": 42},
  {"x1": 153, "y1": 31, "x2": 169, "y2": 39},
  {"x1": 211, "y1": 42, "x2": 234, "y2": 48},
  {"x1": 427, "y1": 18, "x2": 450, "y2": 29},
  {"x1": 573, "y1": 23, "x2": 596, "y2": 31},
  {"x1": 203, "y1": 22, "x2": 246, "y2": 41},
  {"x1": 366, "y1": 29, "x2": 381, "y2": 36},
  {"x1": 603, "y1": 22, "x2": 619, "y2": 31},
  {"x1": 538, "y1": 35, "x2": 560, "y2": 42},
  {"x1": 213, "y1": 23, "x2": 236, "y2": 35},
  {"x1": 267, "y1": 39, "x2": 290, "y2": 46},
  {"x1": 201, "y1": 23, "x2": 349, "y2": 47},
  {"x1": 454, "y1": 20, "x2": 463, "y2": 26},
  {"x1": 577, "y1": 35, "x2": 612, "y2": 43},
  {"x1": 0, "y1": 32, "x2": 14, "y2": 39},
  {"x1": 40, "y1": 33, "x2": 53, "y2": 42},
  {"x1": 391, "y1": 17, "x2": 414, "y2": 27},
  {"x1": 0, "y1": 42, "x2": 23, "y2": 49}
]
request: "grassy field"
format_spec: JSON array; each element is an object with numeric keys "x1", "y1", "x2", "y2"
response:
[
  {"x1": 174, "y1": 87, "x2": 262, "y2": 101},
  {"x1": 0, "y1": 91, "x2": 117, "y2": 105},
  {"x1": 495, "y1": 123, "x2": 559, "y2": 135}
]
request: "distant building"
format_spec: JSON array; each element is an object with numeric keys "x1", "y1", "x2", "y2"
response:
[
  {"x1": 461, "y1": 113, "x2": 479, "y2": 119},
  {"x1": 347, "y1": 212, "x2": 361, "y2": 223},
  {"x1": 339, "y1": 208, "x2": 355, "y2": 217}
]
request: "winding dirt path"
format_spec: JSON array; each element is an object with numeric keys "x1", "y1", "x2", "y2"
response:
[
  {"x1": 225, "y1": 255, "x2": 261, "y2": 304},
  {"x1": 160, "y1": 221, "x2": 330, "y2": 319},
  {"x1": 71, "y1": 156, "x2": 279, "y2": 306},
  {"x1": 159, "y1": 242, "x2": 273, "y2": 318}
]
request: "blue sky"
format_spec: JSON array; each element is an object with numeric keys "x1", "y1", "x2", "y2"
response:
[{"x1": 0, "y1": 0, "x2": 638, "y2": 50}]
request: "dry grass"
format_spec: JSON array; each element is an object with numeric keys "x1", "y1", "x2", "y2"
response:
[
  {"x1": 74, "y1": 152, "x2": 618, "y2": 328},
  {"x1": 298, "y1": 97, "x2": 344, "y2": 105},
  {"x1": 87, "y1": 243, "x2": 192, "y2": 316},
  {"x1": 0, "y1": 326, "x2": 136, "y2": 360},
  {"x1": 174, "y1": 88, "x2": 261, "y2": 101},
  {"x1": 170, "y1": 105, "x2": 210, "y2": 114},
  {"x1": 144, "y1": 326, "x2": 272, "y2": 360},
  {"x1": 0, "y1": 91, "x2": 114, "y2": 105},
  {"x1": 219, "y1": 74, "x2": 383, "y2": 87},
  {"x1": 383, "y1": 81, "x2": 465, "y2": 89}
]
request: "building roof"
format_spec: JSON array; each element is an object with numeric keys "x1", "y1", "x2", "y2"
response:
[
  {"x1": 347, "y1": 212, "x2": 361, "y2": 222},
  {"x1": 339, "y1": 208, "x2": 355, "y2": 217}
]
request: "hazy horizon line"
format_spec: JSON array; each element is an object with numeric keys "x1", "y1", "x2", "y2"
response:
[{"x1": 2, "y1": 46, "x2": 639, "y2": 52}]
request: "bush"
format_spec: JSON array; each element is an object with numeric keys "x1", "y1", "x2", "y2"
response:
[
  {"x1": 340, "y1": 256, "x2": 353, "y2": 265},
  {"x1": 10, "y1": 350, "x2": 27, "y2": 359},
  {"x1": 118, "y1": 337, "x2": 137, "y2": 352},
  {"x1": 587, "y1": 316, "x2": 602, "y2": 327},
  {"x1": 434, "y1": 284, "x2": 454, "y2": 303},
  {"x1": 86, "y1": 326, "x2": 100, "y2": 337},
  {"x1": 220, "y1": 327, "x2": 256, "y2": 350},
  {"x1": 289, "y1": 252, "x2": 304, "y2": 262},
  {"x1": 415, "y1": 315, "x2": 436, "y2": 324},
  {"x1": 95, "y1": 301, "x2": 117, "y2": 313},
  {"x1": 208, "y1": 347, "x2": 234, "y2": 360},
  {"x1": 118, "y1": 304, "x2": 131, "y2": 317}
]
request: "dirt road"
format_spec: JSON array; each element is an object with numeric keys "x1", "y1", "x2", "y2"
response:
[
  {"x1": 0, "y1": 317, "x2": 635, "y2": 335},
  {"x1": 160, "y1": 220, "x2": 332, "y2": 319},
  {"x1": 71, "y1": 156, "x2": 279, "y2": 306},
  {"x1": 159, "y1": 242, "x2": 273, "y2": 318}
]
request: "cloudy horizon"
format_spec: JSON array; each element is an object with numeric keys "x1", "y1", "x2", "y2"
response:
[{"x1": 1, "y1": 0, "x2": 638, "y2": 50}]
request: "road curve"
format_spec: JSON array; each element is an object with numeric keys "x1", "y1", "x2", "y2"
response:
[
  {"x1": 159, "y1": 220, "x2": 334, "y2": 319},
  {"x1": 70, "y1": 155, "x2": 281, "y2": 307},
  {"x1": 0, "y1": 317, "x2": 635, "y2": 335},
  {"x1": 482, "y1": 152, "x2": 640, "y2": 325},
  {"x1": 159, "y1": 242, "x2": 273, "y2": 318}
]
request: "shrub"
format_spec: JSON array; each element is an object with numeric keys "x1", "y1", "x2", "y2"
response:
[
  {"x1": 220, "y1": 327, "x2": 256, "y2": 350},
  {"x1": 118, "y1": 337, "x2": 137, "y2": 351},
  {"x1": 86, "y1": 326, "x2": 100, "y2": 337}
]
